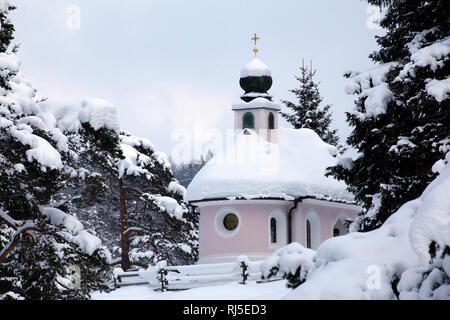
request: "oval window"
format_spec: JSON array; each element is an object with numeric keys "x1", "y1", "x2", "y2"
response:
[{"x1": 223, "y1": 213, "x2": 239, "y2": 231}]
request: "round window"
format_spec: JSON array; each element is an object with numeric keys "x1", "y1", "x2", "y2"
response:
[{"x1": 223, "y1": 213, "x2": 239, "y2": 231}]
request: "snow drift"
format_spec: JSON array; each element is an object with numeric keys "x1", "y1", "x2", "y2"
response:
[{"x1": 262, "y1": 152, "x2": 450, "y2": 300}]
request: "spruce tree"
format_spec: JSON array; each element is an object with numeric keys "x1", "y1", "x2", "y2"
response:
[
  {"x1": 0, "y1": 4, "x2": 113, "y2": 299},
  {"x1": 327, "y1": 0, "x2": 450, "y2": 231},
  {"x1": 281, "y1": 60, "x2": 342, "y2": 150},
  {"x1": 112, "y1": 133, "x2": 198, "y2": 270},
  {"x1": 171, "y1": 150, "x2": 213, "y2": 188}
]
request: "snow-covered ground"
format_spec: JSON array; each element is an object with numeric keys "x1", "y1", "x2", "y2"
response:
[{"x1": 92, "y1": 280, "x2": 290, "y2": 300}]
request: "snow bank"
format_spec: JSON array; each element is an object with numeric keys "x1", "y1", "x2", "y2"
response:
[
  {"x1": 260, "y1": 242, "x2": 316, "y2": 283},
  {"x1": 185, "y1": 128, "x2": 353, "y2": 202},
  {"x1": 409, "y1": 152, "x2": 450, "y2": 264},
  {"x1": 240, "y1": 57, "x2": 272, "y2": 78},
  {"x1": 284, "y1": 200, "x2": 420, "y2": 299},
  {"x1": 280, "y1": 152, "x2": 450, "y2": 300}
]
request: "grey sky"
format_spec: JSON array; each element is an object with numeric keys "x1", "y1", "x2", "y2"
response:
[{"x1": 11, "y1": 0, "x2": 383, "y2": 160}]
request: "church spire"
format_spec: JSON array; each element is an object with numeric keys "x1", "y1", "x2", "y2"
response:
[{"x1": 239, "y1": 35, "x2": 272, "y2": 102}]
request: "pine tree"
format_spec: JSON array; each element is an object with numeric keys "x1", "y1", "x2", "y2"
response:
[
  {"x1": 0, "y1": 5, "x2": 113, "y2": 299},
  {"x1": 53, "y1": 119, "x2": 124, "y2": 260},
  {"x1": 281, "y1": 60, "x2": 343, "y2": 150},
  {"x1": 111, "y1": 134, "x2": 198, "y2": 270},
  {"x1": 171, "y1": 150, "x2": 213, "y2": 188},
  {"x1": 327, "y1": 0, "x2": 450, "y2": 231}
]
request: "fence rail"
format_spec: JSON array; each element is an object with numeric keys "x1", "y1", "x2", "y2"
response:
[{"x1": 114, "y1": 256, "x2": 271, "y2": 290}]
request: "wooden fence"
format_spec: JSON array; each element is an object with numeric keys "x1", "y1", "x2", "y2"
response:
[{"x1": 114, "y1": 257, "x2": 268, "y2": 290}]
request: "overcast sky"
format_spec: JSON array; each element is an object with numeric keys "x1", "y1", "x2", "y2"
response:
[{"x1": 11, "y1": 0, "x2": 383, "y2": 161}]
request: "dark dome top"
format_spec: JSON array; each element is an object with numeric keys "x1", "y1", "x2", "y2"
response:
[
  {"x1": 239, "y1": 57, "x2": 273, "y2": 102},
  {"x1": 239, "y1": 76, "x2": 272, "y2": 94}
]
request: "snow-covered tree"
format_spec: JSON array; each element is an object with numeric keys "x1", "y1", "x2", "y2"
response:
[
  {"x1": 113, "y1": 133, "x2": 198, "y2": 270},
  {"x1": 0, "y1": 208, "x2": 113, "y2": 300},
  {"x1": 280, "y1": 60, "x2": 342, "y2": 150},
  {"x1": 171, "y1": 150, "x2": 213, "y2": 188},
  {"x1": 48, "y1": 100, "x2": 125, "y2": 261},
  {"x1": 327, "y1": 0, "x2": 450, "y2": 231},
  {"x1": 0, "y1": 4, "x2": 113, "y2": 299},
  {"x1": 40, "y1": 107, "x2": 199, "y2": 272},
  {"x1": 260, "y1": 242, "x2": 315, "y2": 289}
]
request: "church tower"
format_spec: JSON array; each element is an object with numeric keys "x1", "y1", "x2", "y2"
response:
[{"x1": 232, "y1": 34, "x2": 280, "y2": 143}]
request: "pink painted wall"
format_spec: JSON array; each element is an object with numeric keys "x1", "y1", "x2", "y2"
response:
[
  {"x1": 199, "y1": 202, "x2": 290, "y2": 258},
  {"x1": 234, "y1": 109, "x2": 279, "y2": 143},
  {"x1": 235, "y1": 109, "x2": 262, "y2": 132},
  {"x1": 292, "y1": 201, "x2": 360, "y2": 249},
  {"x1": 198, "y1": 200, "x2": 360, "y2": 261}
]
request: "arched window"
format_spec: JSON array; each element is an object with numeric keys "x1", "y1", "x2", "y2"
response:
[
  {"x1": 270, "y1": 218, "x2": 277, "y2": 243},
  {"x1": 242, "y1": 112, "x2": 255, "y2": 129},
  {"x1": 306, "y1": 220, "x2": 311, "y2": 249},
  {"x1": 268, "y1": 112, "x2": 274, "y2": 130},
  {"x1": 333, "y1": 227, "x2": 340, "y2": 237},
  {"x1": 333, "y1": 218, "x2": 350, "y2": 237}
]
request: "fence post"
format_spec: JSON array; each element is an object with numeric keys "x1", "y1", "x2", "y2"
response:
[
  {"x1": 158, "y1": 267, "x2": 168, "y2": 292},
  {"x1": 240, "y1": 261, "x2": 249, "y2": 285}
]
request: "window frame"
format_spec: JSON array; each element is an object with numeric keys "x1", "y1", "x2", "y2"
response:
[
  {"x1": 268, "y1": 112, "x2": 275, "y2": 130},
  {"x1": 270, "y1": 217, "x2": 277, "y2": 243},
  {"x1": 242, "y1": 112, "x2": 255, "y2": 129},
  {"x1": 306, "y1": 219, "x2": 311, "y2": 249}
]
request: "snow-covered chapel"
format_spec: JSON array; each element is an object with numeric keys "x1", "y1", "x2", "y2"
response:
[{"x1": 185, "y1": 42, "x2": 360, "y2": 264}]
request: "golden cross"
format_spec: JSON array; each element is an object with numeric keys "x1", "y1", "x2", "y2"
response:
[
  {"x1": 251, "y1": 33, "x2": 260, "y2": 56},
  {"x1": 251, "y1": 33, "x2": 260, "y2": 46}
]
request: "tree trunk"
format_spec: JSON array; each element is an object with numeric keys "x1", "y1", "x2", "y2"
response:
[{"x1": 119, "y1": 179, "x2": 131, "y2": 271}]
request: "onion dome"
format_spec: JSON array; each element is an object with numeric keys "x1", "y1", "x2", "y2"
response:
[{"x1": 239, "y1": 57, "x2": 273, "y2": 102}]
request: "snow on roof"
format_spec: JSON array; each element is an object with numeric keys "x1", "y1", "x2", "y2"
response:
[
  {"x1": 240, "y1": 57, "x2": 272, "y2": 78},
  {"x1": 232, "y1": 97, "x2": 281, "y2": 111},
  {"x1": 185, "y1": 128, "x2": 354, "y2": 203}
]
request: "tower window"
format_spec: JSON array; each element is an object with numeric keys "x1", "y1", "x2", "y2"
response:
[
  {"x1": 242, "y1": 112, "x2": 255, "y2": 129},
  {"x1": 306, "y1": 220, "x2": 311, "y2": 249},
  {"x1": 268, "y1": 112, "x2": 274, "y2": 130},
  {"x1": 270, "y1": 217, "x2": 277, "y2": 243}
]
